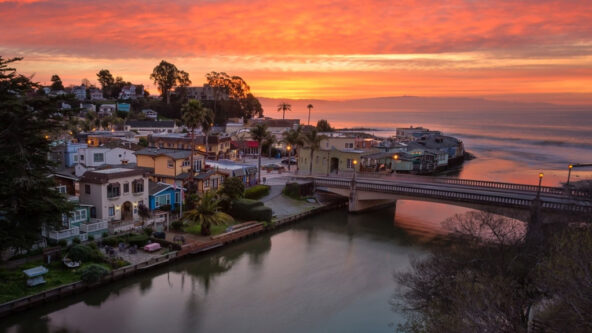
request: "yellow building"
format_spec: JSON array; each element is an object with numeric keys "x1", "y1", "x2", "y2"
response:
[
  {"x1": 135, "y1": 148, "x2": 205, "y2": 186},
  {"x1": 298, "y1": 147, "x2": 368, "y2": 175}
]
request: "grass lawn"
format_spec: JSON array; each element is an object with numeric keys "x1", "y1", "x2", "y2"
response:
[
  {"x1": 183, "y1": 223, "x2": 231, "y2": 236},
  {"x1": 0, "y1": 260, "x2": 84, "y2": 304}
]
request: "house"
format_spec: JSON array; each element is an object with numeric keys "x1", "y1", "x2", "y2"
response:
[
  {"x1": 135, "y1": 148, "x2": 206, "y2": 186},
  {"x1": 84, "y1": 131, "x2": 137, "y2": 147},
  {"x1": 71, "y1": 86, "x2": 86, "y2": 101},
  {"x1": 117, "y1": 103, "x2": 131, "y2": 113},
  {"x1": 298, "y1": 147, "x2": 366, "y2": 175},
  {"x1": 147, "y1": 133, "x2": 233, "y2": 160},
  {"x1": 118, "y1": 84, "x2": 144, "y2": 100},
  {"x1": 80, "y1": 102, "x2": 96, "y2": 114},
  {"x1": 206, "y1": 160, "x2": 258, "y2": 186},
  {"x1": 360, "y1": 151, "x2": 414, "y2": 173},
  {"x1": 79, "y1": 168, "x2": 150, "y2": 232},
  {"x1": 225, "y1": 118, "x2": 245, "y2": 134},
  {"x1": 194, "y1": 169, "x2": 226, "y2": 193},
  {"x1": 50, "y1": 168, "x2": 79, "y2": 195},
  {"x1": 89, "y1": 88, "x2": 104, "y2": 101},
  {"x1": 125, "y1": 120, "x2": 178, "y2": 135},
  {"x1": 247, "y1": 118, "x2": 300, "y2": 141},
  {"x1": 74, "y1": 147, "x2": 137, "y2": 176},
  {"x1": 178, "y1": 84, "x2": 225, "y2": 101},
  {"x1": 142, "y1": 109, "x2": 158, "y2": 120},
  {"x1": 42, "y1": 196, "x2": 109, "y2": 245},
  {"x1": 98, "y1": 104, "x2": 116, "y2": 117},
  {"x1": 396, "y1": 126, "x2": 441, "y2": 140},
  {"x1": 148, "y1": 181, "x2": 182, "y2": 211},
  {"x1": 49, "y1": 142, "x2": 88, "y2": 168}
]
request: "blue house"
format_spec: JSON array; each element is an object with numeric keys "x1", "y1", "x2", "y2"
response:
[
  {"x1": 148, "y1": 181, "x2": 181, "y2": 211},
  {"x1": 117, "y1": 103, "x2": 131, "y2": 113},
  {"x1": 65, "y1": 142, "x2": 88, "y2": 167}
]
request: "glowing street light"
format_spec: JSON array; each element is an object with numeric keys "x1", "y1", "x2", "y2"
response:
[
  {"x1": 352, "y1": 160, "x2": 358, "y2": 182},
  {"x1": 567, "y1": 164, "x2": 573, "y2": 187},
  {"x1": 393, "y1": 154, "x2": 399, "y2": 160},
  {"x1": 536, "y1": 172, "x2": 544, "y2": 199},
  {"x1": 286, "y1": 146, "x2": 292, "y2": 172}
]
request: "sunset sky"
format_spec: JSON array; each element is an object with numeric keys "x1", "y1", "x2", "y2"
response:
[{"x1": 1, "y1": 0, "x2": 592, "y2": 103}]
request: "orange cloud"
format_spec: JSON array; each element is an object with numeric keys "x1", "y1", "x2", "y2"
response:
[{"x1": 1, "y1": 0, "x2": 591, "y2": 101}]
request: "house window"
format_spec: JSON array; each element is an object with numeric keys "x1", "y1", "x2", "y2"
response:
[
  {"x1": 107, "y1": 183, "x2": 121, "y2": 198},
  {"x1": 133, "y1": 179, "x2": 144, "y2": 193},
  {"x1": 55, "y1": 185, "x2": 67, "y2": 194},
  {"x1": 80, "y1": 155, "x2": 84, "y2": 161},
  {"x1": 347, "y1": 159, "x2": 354, "y2": 169},
  {"x1": 212, "y1": 178, "x2": 219, "y2": 189},
  {"x1": 70, "y1": 209, "x2": 87, "y2": 223},
  {"x1": 73, "y1": 155, "x2": 78, "y2": 162},
  {"x1": 93, "y1": 153, "x2": 104, "y2": 163},
  {"x1": 194, "y1": 160, "x2": 202, "y2": 171},
  {"x1": 175, "y1": 191, "x2": 180, "y2": 204},
  {"x1": 138, "y1": 200, "x2": 144, "y2": 207},
  {"x1": 167, "y1": 159, "x2": 174, "y2": 168},
  {"x1": 85, "y1": 184, "x2": 91, "y2": 194},
  {"x1": 345, "y1": 143, "x2": 354, "y2": 149},
  {"x1": 123, "y1": 182, "x2": 129, "y2": 193},
  {"x1": 182, "y1": 159, "x2": 190, "y2": 167},
  {"x1": 108, "y1": 206, "x2": 115, "y2": 217},
  {"x1": 204, "y1": 179, "x2": 209, "y2": 188},
  {"x1": 155, "y1": 194, "x2": 171, "y2": 208}
]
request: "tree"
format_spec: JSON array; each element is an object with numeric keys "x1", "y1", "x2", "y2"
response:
[
  {"x1": 206, "y1": 71, "x2": 231, "y2": 115},
  {"x1": 302, "y1": 128, "x2": 326, "y2": 175},
  {"x1": 183, "y1": 191, "x2": 233, "y2": 236},
  {"x1": 182, "y1": 100, "x2": 207, "y2": 176},
  {"x1": 394, "y1": 211, "x2": 539, "y2": 333},
  {"x1": 282, "y1": 127, "x2": 302, "y2": 172},
  {"x1": 316, "y1": 119, "x2": 333, "y2": 132},
  {"x1": 218, "y1": 177, "x2": 245, "y2": 201},
  {"x1": 96, "y1": 69, "x2": 115, "y2": 97},
  {"x1": 307, "y1": 104, "x2": 314, "y2": 126},
  {"x1": 0, "y1": 57, "x2": 75, "y2": 252},
  {"x1": 250, "y1": 123, "x2": 271, "y2": 184},
  {"x1": 138, "y1": 204, "x2": 151, "y2": 225},
  {"x1": 150, "y1": 60, "x2": 191, "y2": 104},
  {"x1": 241, "y1": 93, "x2": 263, "y2": 119},
  {"x1": 50, "y1": 74, "x2": 64, "y2": 91},
  {"x1": 277, "y1": 102, "x2": 291, "y2": 120}
]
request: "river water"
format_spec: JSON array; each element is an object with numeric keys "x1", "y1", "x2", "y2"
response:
[{"x1": 2, "y1": 109, "x2": 591, "y2": 332}]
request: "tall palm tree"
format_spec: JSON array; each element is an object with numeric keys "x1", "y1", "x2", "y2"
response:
[
  {"x1": 277, "y1": 103, "x2": 291, "y2": 120},
  {"x1": 182, "y1": 100, "x2": 207, "y2": 175},
  {"x1": 264, "y1": 132, "x2": 276, "y2": 158},
  {"x1": 306, "y1": 104, "x2": 314, "y2": 126},
  {"x1": 200, "y1": 108, "x2": 215, "y2": 160},
  {"x1": 183, "y1": 191, "x2": 233, "y2": 236},
  {"x1": 302, "y1": 128, "x2": 326, "y2": 175},
  {"x1": 250, "y1": 123, "x2": 270, "y2": 184},
  {"x1": 282, "y1": 126, "x2": 302, "y2": 172}
]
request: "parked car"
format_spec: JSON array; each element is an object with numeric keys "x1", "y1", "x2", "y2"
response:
[{"x1": 281, "y1": 157, "x2": 297, "y2": 165}]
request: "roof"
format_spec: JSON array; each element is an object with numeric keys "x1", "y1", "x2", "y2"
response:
[
  {"x1": 194, "y1": 169, "x2": 216, "y2": 180},
  {"x1": 51, "y1": 167, "x2": 78, "y2": 180},
  {"x1": 149, "y1": 181, "x2": 172, "y2": 195},
  {"x1": 126, "y1": 120, "x2": 176, "y2": 128},
  {"x1": 135, "y1": 148, "x2": 192, "y2": 159},
  {"x1": 80, "y1": 168, "x2": 147, "y2": 184},
  {"x1": 148, "y1": 134, "x2": 230, "y2": 144}
]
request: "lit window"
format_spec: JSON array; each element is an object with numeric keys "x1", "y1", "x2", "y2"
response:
[
  {"x1": 108, "y1": 206, "x2": 115, "y2": 217},
  {"x1": 167, "y1": 159, "x2": 174, "y2": 168}
]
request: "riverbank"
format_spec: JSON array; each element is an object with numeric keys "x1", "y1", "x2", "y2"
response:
[{"x1": 0, "y1": 195, "x2": 345, "y2": 318}]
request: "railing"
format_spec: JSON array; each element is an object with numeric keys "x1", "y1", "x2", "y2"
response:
[
  {"x1": 108, "y1": 220, "x2": 138, "y2": 233},
  {"x1": 313, "y1": 178, "x2": 592, "y2": 214},
  {"x1": 79, "y1": 219, "x2": 109, "y2": 233},
  {"x1": 47, "y1": 227, "x2": 80, "y2": 240}
]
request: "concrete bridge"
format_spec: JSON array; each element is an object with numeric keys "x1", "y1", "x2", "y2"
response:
[{"x1": 294, "y1": 174, "x2": 592, "y2": 223}]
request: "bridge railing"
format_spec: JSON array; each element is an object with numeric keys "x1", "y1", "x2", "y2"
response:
[
  {"x1": 313, "y1": 178, "x2": 592, "y2": 214},
  {"x1": 432, "y1": 178, "x2": 590, "y2": 198}
]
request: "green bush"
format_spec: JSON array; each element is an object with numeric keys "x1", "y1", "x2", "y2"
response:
[
  {"x1": 88, "y1": 235, "x2": 95, "y2": 241},
  {"x1": 143, "y1": 227, "x2": 154, "y2": 236},
  {"x1": 219, "y1": 177, "x2": 245, "y2": 200},
  {"x1": 127, "y1": 234, "x2": 149, "y2": 247},
  {"x1": 68, "y1": 244, "x2": 102, "y2": 262},
  {"x1": 80, "y1": 264, "x2": 110, "y2": 284},
  {"x1": 171, "y1": 221, "x2": 184, "y2": 231},
  {"x1": 58, "y1": 239, "x2": 67, "y2": 248},
  {"x1": 72, "y1": 237, "x2": 81, "y2": 244},
  {"x1": 102, "y1": 232, "x2": 109, "y2": 238},
  {"x1": 229, "y1": 199, "x2": 271, "y2": 221},
  {"x1": 244, "y1": 185, "x2": 271, "y2": 200}
]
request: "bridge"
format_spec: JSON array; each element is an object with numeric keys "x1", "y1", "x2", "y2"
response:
[{"x1": 293, "y1": 174, "x2": 592, "y2": 223}]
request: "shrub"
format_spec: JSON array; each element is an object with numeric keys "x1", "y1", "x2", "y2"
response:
[
  {"x1": 219, "y1": 177, "x2": 245, "y2": 200},
  {"x1": 80, "y1": 264, "x2": 110, "y2": 284},
  {"x1": 171, "y1": 221, "x2": 184, "y2": 231},
  {"x1": 127, "y1": 234, "x2": 149, "y2": 247},
  {"x1": 58, "y1": 239, "x2": 67, "y2": 248},
  {"x1": 88, "y1": 235, "x2": 95, "y2": 241},
  {"x1": 244, "y1": 185, "x2": 271, "y2": 200},
  {"x1": 249, "y1": 206, "x2": 273, "y2": 222},
  {"x1": 229, "y1": 198, "x2": 271, "y2": 221},
  {"x1": 102, "y1": 232, "x2": 109, "y2": 238},
  {"x1": 143, "y1": 227, "x2": 154, "y2": 236},
  {"x1": 283, "y1": 182, "x2": 314, "y2": 199},
  {"x1": 72, "y1": 237, "x2": 81, "y2": 244},
  {"x1": 68, "y1": 244, "x2": 102, "y2": 262}
]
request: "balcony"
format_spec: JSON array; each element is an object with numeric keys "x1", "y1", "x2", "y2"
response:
[
  {"x1": 46, "y1": 227, "x2": 87, "y2": 241},
  {"x1": 79, "y1": 219, "x2": 109, "y2": 233}
]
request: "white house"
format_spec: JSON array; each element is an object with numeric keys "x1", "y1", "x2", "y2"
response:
[
  {"x1": 142, "y1": 109, "x2": 158, "y2": 120},
  {"x1": 98, "y1": 104, "x2": 116, "y2": 117},
  {"x1": 71, "y1": 86, "x2": 87, "y2": 101},
  {"x1": 79, "y1": 168, "x2": 149, "y2": 231},
  {"x1": 89, "y1": 88, "x2": 104, "y2": 101},
  {"x1": 75, "y1": 147, "x2": 137, "y2": 176}
]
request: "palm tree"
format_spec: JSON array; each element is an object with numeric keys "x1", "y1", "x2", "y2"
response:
[
  {"x1": 183, "y1": 191, "x2": 233, "y2": 236},
  {"x1": 200, "y1": 109, "x2": 215, "y2": 160},
  {"x1": 277, "y1": 103, "x2": 291, "y2": 120},
  {"x1": 250, "y1": 123, "x2": 270, "y2": 184},
  {"x1": 182, "y1": 100, "x2": 207, "y2": 175},
  {"x1": 306, "y1": 104, "x2": 314, "y2": 126},
  {"x1": 302, "y1": 128, "x2": 326, "y2": 175},
  {"x1": 282, "y1": 126, "x2": 302, "y2": 172}
]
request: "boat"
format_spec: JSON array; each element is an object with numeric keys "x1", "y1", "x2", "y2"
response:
[{"x1": 63, "y1": 257, "x2": 81, "y2": 268}]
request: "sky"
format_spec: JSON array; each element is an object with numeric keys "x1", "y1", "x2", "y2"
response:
[{"x1": 1, "y1": 0, "x2": 592, "y2": 103}]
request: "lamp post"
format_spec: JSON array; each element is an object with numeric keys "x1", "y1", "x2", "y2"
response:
[
  {"x1": 392, "y1": 154, "x2": 399, "y2": 173},
  {"x1": 536, "y1": 172, "x2": 544, "y2": 199},
  {"x1": 567, "y1": 164, "x2": 573, "y2": 187},
  {"x1": 286, "y1": 145, "x2": 292, "y2": 172},
  {"x1": 352, "y1": 160, "x2": 358, "y2": 182}
]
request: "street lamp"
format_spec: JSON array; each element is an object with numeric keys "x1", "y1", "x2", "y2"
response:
[
  {"x1": 567, "y1": 164, "x2": 573, "y2": 187},
  {"x1": 536, "y1": 172, "x2": 544, "y2": 199},
  {"x1": 353, "y1": 160, "x2": 358, "y2": 182},
  {"x1": 286, "y1": 145, "x2": 292, "y2": 172}
]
